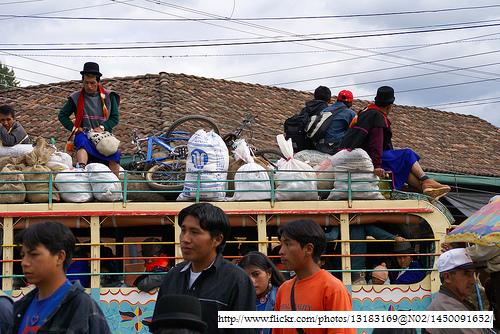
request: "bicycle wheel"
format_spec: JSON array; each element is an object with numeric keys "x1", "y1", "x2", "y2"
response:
[
  {"x1": 254, "y1": 148, "x2": 284, "y2": 168},
  {"x1": 146, "y1": 160, "x2": 186, "y2": 191},
  {"x1": 164, "y1": 115, "x2": 220, "y2": 139}
]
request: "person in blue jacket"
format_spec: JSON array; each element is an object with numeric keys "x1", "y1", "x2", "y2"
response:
[{"x1": 391, "y1": 241, "x2": 426, "y2": 284}]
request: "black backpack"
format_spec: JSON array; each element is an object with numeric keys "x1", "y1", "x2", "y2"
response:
[
  {"x1": 284, "y1": 100, "x2": 328, "y2": 152},
  {"x1": 284, "y1": 111, "x2": 314, "y2": 152}
]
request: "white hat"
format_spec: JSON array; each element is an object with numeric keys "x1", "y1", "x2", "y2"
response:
[{"x1": 437, "y1": 248, "x2": 478, "y2": 273}]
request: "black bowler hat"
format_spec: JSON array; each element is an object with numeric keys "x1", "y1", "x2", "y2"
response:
[
  {"x1": 149, "y1": 295, "x2": 207, "y2": 332},
  {"x1": 394, "y1": 241, "x2": 414, "y2": 254},
  {"x1": 80, "y1": 62, "x2": 102, "y2": 76},
  {"x1": 374, "y1": 86, "x2": 395, "y2": 107}
]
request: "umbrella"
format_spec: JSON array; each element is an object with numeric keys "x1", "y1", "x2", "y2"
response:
[{"x1": 445, "y1": 197, "x2": 500, "y2": 246}]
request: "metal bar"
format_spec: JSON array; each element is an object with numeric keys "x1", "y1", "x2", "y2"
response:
[
  {"x1": 0, "y1": 207, "x2": 434, "y2": 218},
  {"x1": 2, "y1": 217, "x2": 13, "y2": 292},
  {"x1": 122, "y1": 171, "x2": 128, "y2": 208},
  {"x1": 340, "y1": 213, "x2": 351, "y2": 285},
  {"x1": 257, "y1": 214, "x2": 267, "y2": 255},
  {"x1": 174, "y1": 215, "x2": 182, "y2": 265},
  {"x1": 90, "y1": 216, "x2": 100, "y2": 290}
]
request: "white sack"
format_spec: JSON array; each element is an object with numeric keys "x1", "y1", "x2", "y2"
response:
[
  {"x1": 47, "y1": 151, "x2": 73, "y2": 172},
  {"x1": 0, "y1": 144, "x2": 33, "y2": 157},
  {"x1": 86, "y1": 163, "x2": 122, "y2": 202},
  {"x1": 55, "y1": 169, "x2": 93, "y2": 202}
]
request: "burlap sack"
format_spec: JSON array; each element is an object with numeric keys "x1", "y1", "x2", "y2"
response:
[
  {"x1": 24, "y1": 138, "x2": 55, "y2": 166},
  {"x1": 119, "y1": 173, "x2": 168, "y2": 202},
  {"x1": 23, "y1": 165, "x2": 60, "y2": 203},
  {"x1": 0, "y1": 165, "x2": 26, "y2": 203}
]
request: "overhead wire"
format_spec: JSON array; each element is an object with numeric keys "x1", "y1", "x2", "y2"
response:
[
  {"x1": 2, "y1": 18, "x2": 500, "y2": 47},
  {"x1": 426, "y1": 95, "x2": 500, "y2": 107},
  {"x1": 274, "y1": 48, "x2": 500, "y2": 87},
  {"x1": 3, "y1": 36, "x2": 500, "y2": 59},
  {"x1": 121, "y1": 0, "x2": 500, "y2": 85},
  {"x1": 5, "y1": 21, "x2": 500, "y2": 51}
]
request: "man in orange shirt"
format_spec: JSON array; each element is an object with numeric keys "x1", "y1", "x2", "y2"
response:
[{"x1": 274, "y1": 220, "x2": 355, "y2": 334}]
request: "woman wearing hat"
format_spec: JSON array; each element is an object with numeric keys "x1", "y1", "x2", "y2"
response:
[
  {"x1": 58, "y1": 62, "x2": 121, "y2": 176},
  {"x1": 340, "y1": 86, "x2": 451, "y2": 200},
  {"x1": 390, "y1": 241, "x2": 426, "y2": 284}
]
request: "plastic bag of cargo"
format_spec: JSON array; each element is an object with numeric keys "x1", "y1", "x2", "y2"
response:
[
  {"x1": 327, "y1": 148, "x2": 384, "y2": 200},
  {"x1": 0, "y1": 144, "x2": 33, "y2": 157},
  {"x1": 275, "y1": 134, "x2": 318, "y2": 201},
  {"x1": 230, "y1": 140, "x2": 271, "y2": 201},
  {"x1": 55, "y1": 169, "x2": 93, "y2": 203},
  {"x1": 87, "y1": 163, "x2": 122, "y2": 202},
  {"x1": 47, "y1": 151, "x2": 73, "y2": 172},
  {"x1": 177, "y1": 129, "x2": 229, "y2": 201}
]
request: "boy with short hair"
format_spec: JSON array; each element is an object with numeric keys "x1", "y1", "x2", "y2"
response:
[
  {"x1": 274, "y1": 220, "x2": 355, "y2": 334},
  {"x1": 13, "y1": 221, "x2": 111, "y2": 333},
  {"x1": 0, "y1": 104, "x2": 29, "y2": 147}
]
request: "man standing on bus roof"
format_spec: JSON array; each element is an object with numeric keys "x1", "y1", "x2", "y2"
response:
[
  {"x1": 13, "y1": 221, "x2": 111, "y2": 333},
  {"x1": 58, "y1": 62, "x2": 121, "y2": 176},
  {"x1": 153, "y1": 203, "x2": 256, "y2": 334},
  {"x1": 274, "y1": 220, "x2": 355, "y2": 334},
  {"x1": 423, "y1": 248, "x2": 483, "y2": 334}
]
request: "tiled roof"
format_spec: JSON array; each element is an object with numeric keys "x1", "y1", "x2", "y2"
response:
[{"x1": 1, "y1": 72, "x2": 499, "y2": 177}]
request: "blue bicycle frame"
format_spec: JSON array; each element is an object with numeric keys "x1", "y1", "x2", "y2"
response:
[{"x1": 142, "y1": 131, "x2": 190, "y2": 166}]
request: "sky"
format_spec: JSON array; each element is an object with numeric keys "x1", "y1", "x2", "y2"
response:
[{"x1": 1, "y1": 0, "x2": 500, "y2": 126}]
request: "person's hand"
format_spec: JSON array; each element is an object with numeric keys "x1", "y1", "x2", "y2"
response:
[
  {"x1": 93, "y1": 126, "x2": 104, "y2": 133},
  {"x1": 394, "y1": 236, "x2": 406, "y2": 242},
  {"x1": 374, "y1": 168, "x2": 385, "y2": 178}
]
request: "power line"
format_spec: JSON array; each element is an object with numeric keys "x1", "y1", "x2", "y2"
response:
[
  {"x1": 426, "y1": 96, "x2": 500, "y2": 107},
  {"x1": 3, "y1": 19, "x2": 500, "y2": 47},
  {"x1": 0, "y1": 0, "x2": 44, "y2": 5},
  {"x1": 122, "y1": 0, "x2": 497, "y2": 85},
  {"x1": 4, "y1": 37, "x2": 500, "y2": 59},
  {"x1": 354, "y1": 77, "x2": 500, "y2": 98},
  {"x1": 2, "y1": 4, "x2": 500, "y2": 20},
  {"x1": 274, "y1": 48, "x2": 500, "y2": 87},
  {"x1": 4, "y1": 22, "x2": 500, "y2": 51},
  {"x1": 326, "y1": 60, "x2": 500, "y2": 90}
]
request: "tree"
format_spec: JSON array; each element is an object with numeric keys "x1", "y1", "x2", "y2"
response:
[{"x1": 0, "y1": 62, "x2": 20, "y2": 90}]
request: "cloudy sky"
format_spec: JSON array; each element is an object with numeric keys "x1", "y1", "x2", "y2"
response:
[{"x1": 1, "y1": 0, "x2": 500, "y2": 126}]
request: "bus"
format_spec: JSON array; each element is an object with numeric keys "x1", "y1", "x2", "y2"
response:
[{"x1": 0, "y1": 169, "x2": 453, "y2": 333}]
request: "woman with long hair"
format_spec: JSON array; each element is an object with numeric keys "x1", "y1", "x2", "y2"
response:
[{"x1": 239, "y1": 251, "x2": 285, "y2": 321}]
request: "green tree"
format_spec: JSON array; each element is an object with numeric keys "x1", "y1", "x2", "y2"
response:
[{"x1": 0, "y1": 62, "x2": 20, "y2": 90}]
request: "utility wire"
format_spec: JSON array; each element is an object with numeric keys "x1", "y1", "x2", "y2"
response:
[
  {"x1": 121, "y1": 0, "x2": 499, "y2": 84},
  {"x1": 274, "y1": 48, "x2": 500, "y2": 86},
  {"x1": 3, "y1": 19, "x2": 500, "y2": 47},
  {"x1": 426, "y1": 96, "x2": 500, "y2": 107},
  {"x1": 2, "y1": 4, "x2": 500, "y2": 20},
  {"x1": 0, "y1": 0, "x2": 44, "y2": 5},
  {"x1": 327, "y1": 60, "x2": 500, "y2": 90},
  {"x1": 3, "y1": 22, "x2": 500, "y2": 51}
]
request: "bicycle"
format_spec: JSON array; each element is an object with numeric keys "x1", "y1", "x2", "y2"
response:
[
  {"x1": 223, "y1": 113, "x2": 283, "y2": 167},
  {"x1": 127, "y1": 115, "x2": 220, "y2": 191}
]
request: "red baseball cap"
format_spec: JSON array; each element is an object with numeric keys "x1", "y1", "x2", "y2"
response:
[{"x1": 337, "y1": 90, "x2": 353, "y2": 103}]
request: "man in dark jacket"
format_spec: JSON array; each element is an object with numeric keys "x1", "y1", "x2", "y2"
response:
[
  {"x1": 0, "y1": 104, "x2": 29, "y2": 147},
  {"x1": 13, "y1": 222, "x2": 111, "y2": 334},
  {"x1": 153, "y1": 203, "x2": 256, "y2": 334},
  {"x1": 340, "y1": 86, "x2": 450, "y2": 200},
  {"x1": 0, "y1": 291, "x2": 13, "y2": 333},
  {"x1": 284, "y1": 86, "x2": 331, "y2": 152}
]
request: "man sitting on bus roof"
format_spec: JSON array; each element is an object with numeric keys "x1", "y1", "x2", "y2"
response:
[{"x1": 340, "y1": 86, "x2": 451, "y2": 200}]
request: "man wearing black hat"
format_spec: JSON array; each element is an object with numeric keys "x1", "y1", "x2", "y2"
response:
[
  {"x1": 340, "y1": 86, "x2": 450, "y2": 200},
  {"x1": 58, "y1": 62, "x2": 121, "y2": 175}
]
